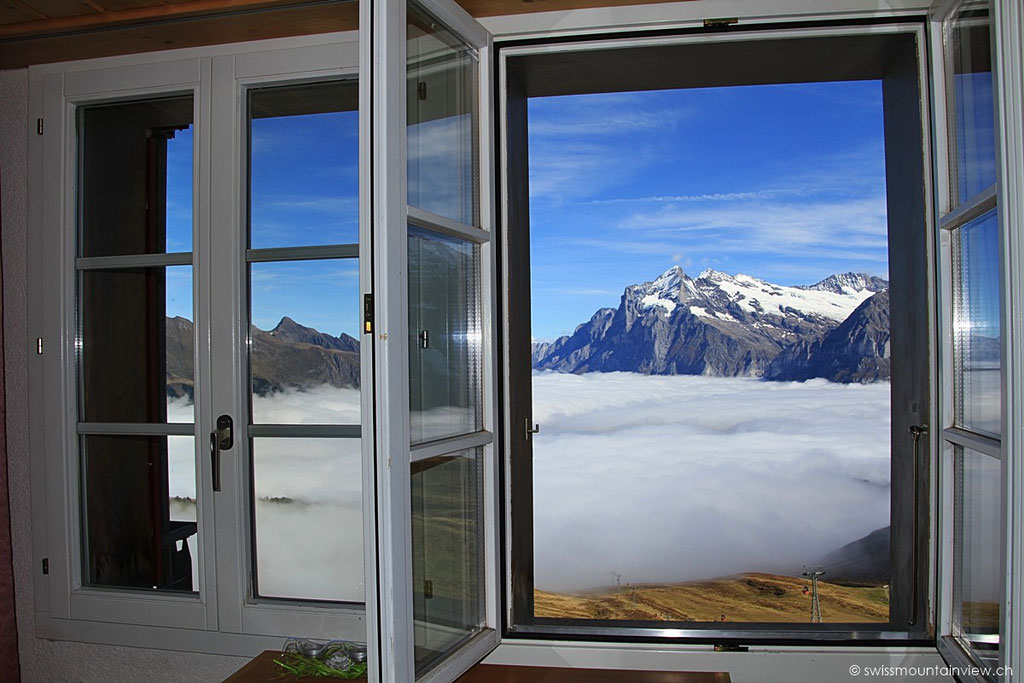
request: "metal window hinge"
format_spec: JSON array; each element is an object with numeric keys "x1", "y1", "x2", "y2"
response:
[
  {"x1": 423, "y1": 579, "x2": 433, "y2": 599},
  {"x1": 363, "y1": 293, "x2": 374, "y2": 334},
  {"x1": 417, "y1": 81, "x2": 427, "y2": 101},
  {"x1": 36, "y1": 118, "x2": 43, "y2": 135},
  {"x1": 36, "y1": 337, "x2": 43, "y2": 355},
  {"x1": 42, "y1": 558, "x2": 49, "y2": 575}
]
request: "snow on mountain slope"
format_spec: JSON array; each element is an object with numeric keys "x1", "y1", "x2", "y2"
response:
[
  {"x1": 634, "y1": 266, "x2": 880, "y2": 323},
  {"x1": 533, "y1": 266, "x2": 890, "y2": 380}
]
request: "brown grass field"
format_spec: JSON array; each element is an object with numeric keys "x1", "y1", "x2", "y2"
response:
[{"x1": 535, "y1": 572, "x2": 890, "y2": 623}]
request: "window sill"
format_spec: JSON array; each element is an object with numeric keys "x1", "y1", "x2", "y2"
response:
[
  {"x1": 484, "y1": 639, "x2": 954, "y2": 682},
  {"x1": 34, "y1": 612, "x2": 361, "y2": 659}
]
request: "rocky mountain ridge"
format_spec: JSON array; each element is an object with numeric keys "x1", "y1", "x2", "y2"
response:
[
  {"x1": 532, "y1": 267, "x2": 890, "y2": 383},
  {"x1": 165, "y1": 316, "x2": 360, "y2": 400}
]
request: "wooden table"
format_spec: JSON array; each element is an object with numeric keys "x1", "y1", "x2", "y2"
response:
[{"x1": 226, "y1": 651, "x2": 730, "y2": 683}]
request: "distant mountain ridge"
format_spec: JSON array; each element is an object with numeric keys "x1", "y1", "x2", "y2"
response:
[
  {"x1": 165, "y1": 316, "x2": 360, "y2": 400},
  {"x1": 532, "y1": 267, "x2": 890, "y2": 383}
]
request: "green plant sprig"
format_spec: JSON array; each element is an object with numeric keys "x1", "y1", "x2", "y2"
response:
[{"x1": 273, "y1": 652, "x2": 368, "y2": 679}]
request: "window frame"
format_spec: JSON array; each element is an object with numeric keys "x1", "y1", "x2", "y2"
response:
[
  {"x1": 27, "y1": 30, "x2": 372, "y2": 653},
  {"x1": 366, "y1": 0, "x2": 502, "y2": 679},
  {"x1": 498, "y1": 20, "x2": 938, "y2": 644},
  {"x1": 929, "y1": 0, "x2": 1024, "y2": 679}
]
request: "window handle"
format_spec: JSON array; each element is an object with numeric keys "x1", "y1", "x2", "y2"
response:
[
  {"x1": 908, "y1": 424, "x2": 927, "y2": 626},
  {"x1": 210, "y1": 415, "x2": 233, "y2": 493},
  {"x1": 525, "y1": 417, "x2": 540, "y2": 441}
]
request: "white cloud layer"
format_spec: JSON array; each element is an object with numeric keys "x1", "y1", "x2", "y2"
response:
[
  {"x1": 165, "y1": 373, "x2": 892, "y2": 599},
  {"x1": 167, "y1": 389, "x2": 363, "y2": 601},
  {"x1": 531, "y1": 372, "x2": 891, "y2": 592}
]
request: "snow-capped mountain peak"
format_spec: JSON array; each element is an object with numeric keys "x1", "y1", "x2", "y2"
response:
[
  {"x1": 630, "y1": 266, "x2": 885, "y2": 323},
  {"x1": 804, "y1": 272, "x2": 889, "y2": 296},
  {"x1": 697, "y1": 267, "x2": 732, "y2": 282},
  {"x1": 633, "y1": 266, "x2": 687, "y2": 313},
  {"x1": 533, "y1": 266, "x2": 891, "y2": 381}
]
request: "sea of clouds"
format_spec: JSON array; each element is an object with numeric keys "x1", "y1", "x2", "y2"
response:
[
  {"x1": 163, "y1": 373, "x2": 892, "y2": 599},
  {"x1": 166, "y1": 386, "x2": 364, "y2": 602},
  {"x1": 530, "y1": 372, "x2": 892, "y2": 592}
]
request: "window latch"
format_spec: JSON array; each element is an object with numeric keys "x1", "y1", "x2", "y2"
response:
[
  {"x1": 210, "y1": 414, "x2": 233, "y2": 493},
  {"x1": 525, "y1": 417, "x2": 540, "y2": 441}
]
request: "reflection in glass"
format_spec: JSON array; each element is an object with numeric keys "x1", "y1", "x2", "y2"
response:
[
  {"x1": 82, "y1": 435, "x2": 198, "y2": 592},
  {"x1": 78, "y1": 96, "x2": 193, "y2": 257},
  {"x1": 953, "y1": 210, "x2": 1001, "y2": 437},
  {"x1": 407, "y1": 3, "x2": 478, "y2": 226},
  {"x1": 411, "y1": 451, "x2": 484, "y2": 675},
  {"x1": 249, "y1": 260, "x2": 361, "y2": 423},
  {"x1": 408, "y1": 226, "x2": 481, "y2": 444},
  {"x1": 80, "y1": 266, "x2": 194, "y2": 423},
  {"x1": 249, "y1": 81, "x2": 359, "y2": 249},
  {"x1": 251, "y1": 438, "x2": 363, "y2": 602},
  {"x1": 946, "y1": 0, "x2": 996, "y2": 206},
  {"x1": 954, "y1": 447, "x2": 1001, "y2": 660}
]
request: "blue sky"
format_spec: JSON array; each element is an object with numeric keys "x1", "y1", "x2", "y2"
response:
[
  {"x1": 528, "y1": 81, "x2": 889, "y2": 340},
  {"x1": 164, "y1": 80, "x2": 888, "y2": 342},
  {"x1": 164, "y1": 111, "x2": 361, "y2": 336}
]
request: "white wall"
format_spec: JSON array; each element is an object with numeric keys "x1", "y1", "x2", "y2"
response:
[{"x1": 1, "y1": 67, "x2": 248, "y2": 683}]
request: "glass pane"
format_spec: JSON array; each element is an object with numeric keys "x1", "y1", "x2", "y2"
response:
[
  {"x1": 411, "y1": 451, "x2": 484, "y2": 675},
  {"x1": 954, "y1": 446, "x2": 1002, "y2": 663},
  {"x1": 946, "y1": 0, "x2": 997, "y2": 207},
  {"x1": 82, "y1": 435, "x2": 198, "y2": 592},
  {"x1": 953, "y1": 209, "x2": 1001, "y2": 437},
  {"x1": 79, "y1": 96, "x2": 193, "y2": 257},
  {"x1": 251, "y1": 438, "x2": 363, "y2": 602},
  {"x1": 528, "y1": 84, "x2": 893, "y2": 623},
  {"x1": 249, "y1": 260, "x2": 361, "y2": 423},
  {"x1": 80, "y1": 266, "x2": 194, "y2": 423},
  {"x1": 249, "y1": 81, "x2": 359, "y2": 249},
  {"x1": 407, "y1": 3, "x2": 478, "y2": 226},
  {"x1": 408, "y1": 226, "x2": 481, "y2": 444}
]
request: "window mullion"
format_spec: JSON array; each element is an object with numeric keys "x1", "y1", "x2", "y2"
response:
[
  {"x1": 75, "y1": 252, "x2": 193, "y2": 269},
  {"x1": 943, "y1": 426, "x2": 1002, "y2": 459}
]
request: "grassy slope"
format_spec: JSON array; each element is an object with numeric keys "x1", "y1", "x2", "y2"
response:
[{"x1": 535, "y1": 572, "x2": 889, "y2": 623}]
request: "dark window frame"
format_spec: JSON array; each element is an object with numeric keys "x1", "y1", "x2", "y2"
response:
[{"x1": 498, "y1": 20, "x2": 936, "y2": 644}]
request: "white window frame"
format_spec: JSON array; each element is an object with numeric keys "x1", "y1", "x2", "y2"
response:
[
  {"x1": 367, "y1": 0, "x2": 501, "y2": 680},
  {"x1": 929, "y1": 0, "x2": 1024, "y2": 680},
  {"x1": 27, "y1": 30, "x2": 373, "y2": 655}
]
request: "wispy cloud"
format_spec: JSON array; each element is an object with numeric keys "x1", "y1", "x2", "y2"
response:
[
  {"x1": 257, "y1": 196, "x2": 358, "y2": 213},
  {"x1": 530, "y1": 93, "x2": 690, "y2": 138},
  {"x1": 587, "y1": 190, "x2": 796, "y2": 205}
]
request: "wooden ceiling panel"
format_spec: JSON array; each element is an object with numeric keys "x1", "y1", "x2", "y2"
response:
[
  {"x1": 0, "y1": 0, "x2": 698, "y2": 68},
  {"x1": 0, "y1": 1, "x2": 357, "y2": 67},
  {"x1": 18, "y1": 0, "x2": 99, "y2": 19},
  {"x1": 93, "y1": 0, "x2": 172, "y2": 11},
  {"x1": 0, "y1": 3, "x2": 46, "y2": 25}
]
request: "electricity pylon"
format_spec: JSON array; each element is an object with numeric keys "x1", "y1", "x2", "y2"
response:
[{"x1": 802, "y1": 568, "x2": 825, "y2": 623}]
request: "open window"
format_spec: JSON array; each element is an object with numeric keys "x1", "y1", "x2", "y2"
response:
[
  {"x1": 501, "y1": 23, "x2": 934, "y2": 642},
  {"x1": 931, "y1": 1, "x2": 1009, "y2": 679},
  {"x1": 366, "y1": 0, "x2": 500, "y2": 680}
]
